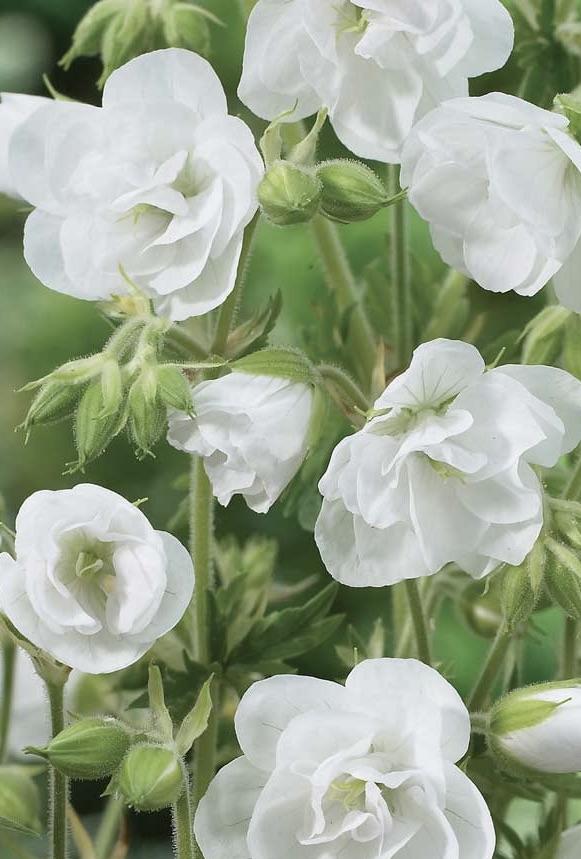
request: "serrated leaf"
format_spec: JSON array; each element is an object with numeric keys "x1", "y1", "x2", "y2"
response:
[
  {"x1": 233, "y1": 582, "x2": 339, "y2": 660},
  {"x1": 255, "y1": 614, "x2": 345, "y2": 661},
  {"x1": 175, "y1": 676, "x2": 214, "y2": 756}
]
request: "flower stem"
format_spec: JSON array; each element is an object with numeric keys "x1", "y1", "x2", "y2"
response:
[
  {"x1": 173, "y1": 770, "x2": 195, "y2": 859},
  {"x1": 403, "y1": 579, "x2": 432, "y2": 666},
  {"x1": 565, "y1": 450, "x2": 581, "y2": 502},
  {"x1": 318, "y1": 363, "x2": 371, "y2": 413},
  {"x1": 94, "y1": 797, "x2": 124, "y2": 859},
  {"x1": 46, "y1": 679, "x2": 68, "y2": 859},
  {"x1": 0, "y1": 640, "x2": 15, "y2": 763},
  {"x1": 211, "y1": 215, "x2": 260, "y2": 357},
  {"x1": 388, "y1": 166, "x2": 413, "y2": 368},
  {"x1": 562, "y1": 616, "x2": 577, "y2": 679},
  {"x1": 468, "y1": 627, "x2": 511, "y2": 713},
  {"x1": 310, "y1": 216, "x2": 377, "y2": 389}
]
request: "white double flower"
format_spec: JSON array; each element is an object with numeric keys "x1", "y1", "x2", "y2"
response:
[{"x1": 316, "y1": 339, "x2": 581, "y2": 586}]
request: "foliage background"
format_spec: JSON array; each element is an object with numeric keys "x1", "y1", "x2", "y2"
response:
[{"x1": 0, "y1": 0, "x2": 575, "y2": 854}]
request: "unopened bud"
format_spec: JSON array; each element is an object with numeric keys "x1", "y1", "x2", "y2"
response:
[
  {"x1": 501, "y1": 542, "x2": 544, "y2": 631},
  {"x1": 100, "y1": 358, "x2": 124, "y2": 416},
  {"x1": 0, "y1": 766, "x2": 42, "y2": 836},
  {"x1": 27, "y1": 717, "x2": 131, "y2": 780},
  {"x1": 489, "y1": 682, "x2": 581, "y2": 774},
  {"x1": 114, "y1": 744, "x2": 184, "y2": 812},
  {"x1": 60, "y1": 0, "x2": 124, "y2": 70},
  {"x1": 258, "y1": 161, "x2": 322, "y2": 226},
  {"x1": 162, "y1": 3, "x2": 212, "y2": 56},
  {"x1": 21, "y1": 381, "x2": 81, "y2": 439},
  {"x1": 317, "y1": 159, "x2": 390, "y2": 223},
  {"x1": 127, "y1": 368, "x2": 166, "y2": 458},
  {"x1": 156, "y1": 365, "x2": 194, "y2": 413},
  {"x1": 73, "y1": 379, "x2": 127, "y2": 470},
  {"x1": 545, "y1": 537, "x2": 581, "y2": 620},
  {"x1": 521, "y1": 305, "x2": 571, "y2": 365}
]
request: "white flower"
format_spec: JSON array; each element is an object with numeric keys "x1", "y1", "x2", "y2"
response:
[
  {"x1": 559, "y1": 825, "x2": 581, "y2": 859},
  {"x1": 2, "y1": 49, "x2": 263, "y2": 321},
  {"x1": 238, "y1": 0, "x2": 514, "y2": 162},
  {"x1": 490, "y1": 683, "x2": 581, "y2": 774},
  {"x1": 194, "y1": 658, "x2": 495, "y2": 859},
  {"x1": 400, "y1": 93, "x2": 581, "y2": 300},
  {"x1": 315, "y1": 339, "x2": 581, "y2": 586},
  {"x1": 0, "y1": 93, "x2": 49, "y2": 200},
  {"x1": 0, "y1": 484, "x2": 194, "y2": 673},
  {"x1": 167, "y1": 372, "x2": 314, "y2": 513}
]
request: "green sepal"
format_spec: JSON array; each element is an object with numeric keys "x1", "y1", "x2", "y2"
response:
[
  {"x1": 175, "y1": 676, "x2": 214, "y2": 756},
  {"x1": 232, "y1": 347, "x2": 317, "y2": 385}
]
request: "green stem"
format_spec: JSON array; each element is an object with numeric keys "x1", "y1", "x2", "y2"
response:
[
  {"x1": 173, "y1": 770, "x2": 196, "y2": 859},
  {"x1": 94, "y1": 797, "x2": 124, "y2": 859},
  {"x1": 388, "y1": 165, "x2": 413, "y2": 367},
  {"x1": 562, "y1": 616, "x2": 577, "y2": 679},
  {"x1": 565, "y1": 450, "x2": 581, "y2": 502},
  {"x1": 396, "y1": 579, "x2": 439, "y2": 658},
  {"x1": 46, "y1": 680, "x2": 68, "y2": 859},
  {"x1": 190, "y1": 459, "x2": 213, "y2": 667},
  {"x1": 468, "y1": 627, "x2": 511, "y2": 713},
  {"x1": 211, "y1": 215, "x2": 260, "y2": 357},
  {"x1": 403, "y1": 579, "x2": 432, "y2": 666},
  {"x1": 311, "y1": 216, "x2": 377, "y2": 389},
  {"x1": 0, "y1": 640, "x2": 15, "y2": 763},
  {"x1": 318, "y1": 363, "x2": 371, "y2": 413}
]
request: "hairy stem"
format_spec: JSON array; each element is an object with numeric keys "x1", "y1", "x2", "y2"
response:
[
  {"x1": 388, "y1": 165, "x2": 412, "y2": 368},
  {"x1": 173, "y1": 770, "x2": 196, "y2": 859},
  {"x1": 565, "y1": 450, "x2": 581, "y2": 503},
  {"x1": 562, "y1": 617, "x2": 577, "y2": 679},
  {"x1": 0, "y1": 640, "x2": 15, "y2": 763},
  {"x1": 311, "y1": 216, "x2": 377, "y2": 389},
  {"x1": 211, "y1": 215, "x2": 260, "y2": 357},
  {"x1": 318, "y1": 363, "x2": 371, "y2": 413},
  {"x1": 46, "y1": 679, "x2": 68, "y2": 859},
  {"x1": 468, "y1": 627, "x2": 511, "y2": 713},
  {"x1": 404, "y1": 579, "x2": 432, "y2": 666}
]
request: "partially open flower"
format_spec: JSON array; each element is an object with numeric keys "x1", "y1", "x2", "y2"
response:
[
  {"x1": 315, "y1": 339, "x2": 581, "y2": 586},
  {"x1": 195, "y1": 658, "x2": 495, "y2": 859},
  {"x1": 1, "y1": 49, "x2": 263, "y2": 320},
  {"x1": 0, "y1": 484, "x2": 194, "y2": 673},
  {"x1": 167, "y1": 371, "x2": 314, "y2": 513},
  {"x1": 489, "y1": 682, "x2": 581, "y2": 774}
]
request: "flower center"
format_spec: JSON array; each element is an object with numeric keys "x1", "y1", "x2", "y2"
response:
[
  {"x1": 328, "y1": 776, "x2": 367, "y2": 809},
  {"x1": 336, "y1": 2, "x2": 368, "y2": 36}
]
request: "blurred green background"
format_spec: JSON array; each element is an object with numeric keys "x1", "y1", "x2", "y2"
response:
[{"x1": 0, "y1": 0, "x2": 574, "y2": 854}]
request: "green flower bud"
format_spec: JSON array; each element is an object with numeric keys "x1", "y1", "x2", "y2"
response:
[
  {"x1": 114, "y1": 745, "x2": 184, "y2": 812},
  {"x1": 156, "y1": 365, "x2": 194, "y2": 413},
  {"x1": 258, "y1": 161, "x2": 322, "y2": 226},
  {"x1": 500, "y1": 543, "x2": 544, "y2": 631},
  {"x1": 100, "y1": 358, "x2": 124, "y2": 416},
  {"x1": 545, "y1": 537, "x2": 581, "y2": 620},
  {"x1": 0, "y1": 766, "x2": 42, "y2": 836},
  {"x1": 424, "y1": 272, "x2": 470, "y2": 342},
  {"x1": 73, "y1": 378, "x2": 127, "y2": 471},
  {"x1": 21, "y1": 381, "x2": 81, "y2": 439},
  {"x1": 316, "y1": 159, "x2": 389, "y2": 223},
  {"x1": 521, "y1": 305, "x2": 571, "y2": 365},
  {"x1": 162, "y1": 3, "x2": 211, "y2": 56},
  {"x1": 60, "y1": 0, "x2": 124, "y2": 69},
  {"x1": 27, "y1": 717, "x2": 131, "y2": 780},
  {"x1": 127, "y1": 368, "x2": 167, "y2": 458}
]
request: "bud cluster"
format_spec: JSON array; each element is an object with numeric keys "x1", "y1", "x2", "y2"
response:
[
  {"x1": 61, "y1": 0, "x2": 221, "y2": 87},
  {"x1": 544, "y1": 498, "x2": 581, "y2": 621},
  {"x1": 20, "y1": 314, "x2": 197, "y2": 469},
  {"x1": 258, "y1": 159, "x2": 402, "y2": 227},
  {"x1": 26, "y1": 667, "x2": 213, "y2": 814}
]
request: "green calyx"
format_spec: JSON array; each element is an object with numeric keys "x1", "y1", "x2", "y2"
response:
[
  {"x1": 111, "y1": 744, "x2": 184, "y2": 812},
  {"x1": 316, "y1": 159, "x2": 399, "y2": 224},
  {"x1": 555, "y1": 92, "x2": 581, "y2": 144},
  {"x1": 26, "y1": 717, "x2": 132, "y2": 781},
  {"x1": 232, "y1": 347, "x2": 318, "y2": 385},
  {"x1": 258, "y1": 161, "x2": 322, "y2": 226}
]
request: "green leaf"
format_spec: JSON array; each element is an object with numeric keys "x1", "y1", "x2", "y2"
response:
[
  {"x1": 233, "y1": 583, "x2": 339, "y2": 661},
  {"x1": 147, "y1": 665, "x2": 174, "y2": 742},
  {"x1": 175, "y1": 676, "x2": 214, "y2": 756},
  {"x1": 225, "y1": 291, "x2": 283, "y2": 359}
]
